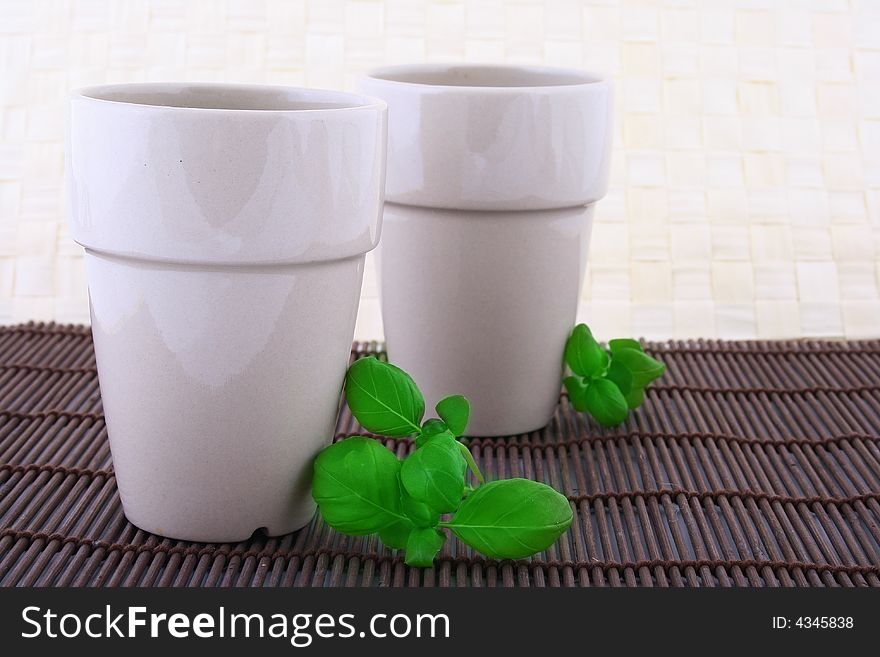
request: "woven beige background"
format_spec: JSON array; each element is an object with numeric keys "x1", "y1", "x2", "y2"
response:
[{"x1": 0, "y1": 0, "x2": 878, "y2": 340}]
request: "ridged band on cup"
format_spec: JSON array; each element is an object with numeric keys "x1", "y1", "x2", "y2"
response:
[
  {"x1": 67, "y1": 83, "x2": 387, "y2": 265},
  {"x1": 359, "y1": 64, "x2": 612, "y2": 212}
]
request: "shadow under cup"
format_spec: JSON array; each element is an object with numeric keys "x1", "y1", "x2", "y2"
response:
[
  {"x1": 359, "y1": 64, "x2": 613, "y2": 436},
  {"x1": 66, "y1": 83, "x2": 386, "y2": 542}
]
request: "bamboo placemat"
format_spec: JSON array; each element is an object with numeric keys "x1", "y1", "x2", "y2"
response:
[{"x1": 1, "y1": 322, "x2": 879, "y2": 587}]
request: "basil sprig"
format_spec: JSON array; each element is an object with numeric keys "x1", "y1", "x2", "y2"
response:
[
  {"x1": 313, "y1": 357, "x2": 573, "y2": 567},
  {"x1": 313, "y1": 323, "x2": 664, "y2": 566},
  {"x1": 563, "y1": 324, "x2": 666, "y2": 427}
]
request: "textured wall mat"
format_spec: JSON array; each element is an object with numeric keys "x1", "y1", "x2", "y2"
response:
[{"x1": 1, "y1": 322, "x2": 879, "y2": 587}]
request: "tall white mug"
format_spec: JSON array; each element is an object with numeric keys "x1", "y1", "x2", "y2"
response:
[
  {"x1": 359, "y1": 64, "x2": 612, "y2": 436},
  {"x1": 67, "y1": 83, "x2": 387, "y2": 542}
]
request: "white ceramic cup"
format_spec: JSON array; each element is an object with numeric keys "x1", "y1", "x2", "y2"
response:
[
  {"x1": 67, "y1": 83, "x2": 387, "y2": 542},
  {"x1": 359, "y1": 64, "x2": 612, "y2": 436}
]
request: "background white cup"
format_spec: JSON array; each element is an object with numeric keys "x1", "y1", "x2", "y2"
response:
[
  {"x1": 67, "y1": 83, "x2": 386, "y2": 542},
  {"x1": 360, "y1": 64, "x2": 612, "y2": 436}
]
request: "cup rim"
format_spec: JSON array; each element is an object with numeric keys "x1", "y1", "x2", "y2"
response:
[
  {"x1": 70, "y1": 82, "x2": 386, "y2": 114},
  {"x1": 362, "y1": 63, "x2": 607, "y2": 92}
]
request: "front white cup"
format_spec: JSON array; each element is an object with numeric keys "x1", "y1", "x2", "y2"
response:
[
  {"x1": 360, "y1": 64, "x2": 612, "y2": 436},
  {"x1": 66, "y1": 83, "x2": 387, "y2": 542}
]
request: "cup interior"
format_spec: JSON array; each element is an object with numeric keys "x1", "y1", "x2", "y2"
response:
[
  {"x1": 366, "y1": 64, "x2": 601, "y2": 88},
  {"x1": 76, "y1": 83, "x2": 377, "y2": 111}
]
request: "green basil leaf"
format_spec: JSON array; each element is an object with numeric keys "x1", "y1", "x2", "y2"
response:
[
  {"x1": 421, "y1": 418, "x2": 448, "y2": 436},
  {"x1": 624, "y1": 386, "x2": 645, "y2": 410},
  {"x1": 435, "y1": 395, "x2": 470, "y2": 436},
  {"x1": 405, "y1": 528, "x2": 445, "y2": 567},
  {"x1": 400, "y1": 436, "x2": 466, "y2": 513},
  {"x1": 416, "y1": 419, "x2": 450, "y2": 448},
  {"x1": 609, "y1": 338, "x2": 643, "y2": 354},
  {"x1": 605, "y1": 359, "x2": 633, "y2": 395},
  {"x1": 612, "y1": 347, "x2": 666, "y2": 388},
  {"x1": 584, "y1": 378, "x2": 629, "y2": 427},
  {"x1": 564, "y1": 324, "x2": 608, "y2": 378},
  {"x1": 563, "y1": 375, "x2": 589, "y2": 412},
  {"x1": 312, "y1": 437, "x2": 407, "y2": 534},
  {"x1": 445, "y1": 479, "x2": 573, "y2": 560},
  {"x1": 402, "y1": 492, "x2": 440, "y2": 528},
  {"x1": 379, "y1": 520, "x2": 414, "y2": 550},
  {"x1": 345, "y1": 357, "x2": 425, "y2": 436}
]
